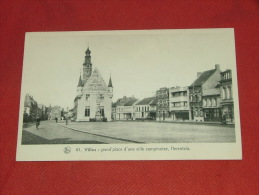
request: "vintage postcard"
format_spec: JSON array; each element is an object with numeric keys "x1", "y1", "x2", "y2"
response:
[{"x1": 16, "y1": 29, "x2": 242, "y2": 161}]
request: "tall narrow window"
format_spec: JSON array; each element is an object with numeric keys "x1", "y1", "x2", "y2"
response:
[
  {"x1": 203, "y1": 99, "x2": 207, "y2": 107},
  {"x1": 85, "y1": 106, "x2": 90, "y2": 117},
  {"x1": 100, "y1": 106, "x2": 105, "y2": 117}
]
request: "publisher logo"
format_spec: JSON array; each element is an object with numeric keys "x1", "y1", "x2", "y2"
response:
[{"x1": 64, "y1": 146, "x2": 71, "y2": 154}]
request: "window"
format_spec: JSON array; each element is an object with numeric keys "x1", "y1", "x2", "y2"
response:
[
  {"x1": 184, "y1": 101, "x2": 187, "y2": 106},
  {"x1": 203, "y1": 99, "x2": 207, "y2": 107},
  {"x1": 86, "y1": 94, "x2": 90, "y2": 101},
  {"x1": 85, "y1": 106, "x2": 90, "y2": 117},
  {"x1": 195, "y1": 109, "x2": 198, "y2": 117},
  {"x1": 213, "y1": 98, "x2": 217, "y2": 107},
  {"x1": 222, "y1": 88, "x2": 225, "y2": 99},
  {"x1": 100, "y1": 106, "x2": 105, "y2": 117},
  {"x1": 208, "y1": 99, "x2": 212, "y2": 107},
  {"x1": 226, "y1": 87, "x2": 230, "y2": 99},
  {"x1": 100, "y1": 94, "x2": 104, "y2": 101},
  {"x1": 200, "y1": 109, "x2": 203, "y2": 117}
]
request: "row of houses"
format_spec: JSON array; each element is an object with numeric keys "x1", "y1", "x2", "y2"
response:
[
  {"x1": 112, "y1": 64, "x2": 234, "y2": 123},
  {"x1": 23, "y1": 94, "x2": 66, "y2": 122}
]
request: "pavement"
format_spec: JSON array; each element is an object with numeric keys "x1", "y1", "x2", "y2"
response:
[
  {"x1": 22, "y1": 120, "x2": 236, "y2": 144},
  {"x1": 22, "y1": 120, "x2": 134, "y2": 144}
]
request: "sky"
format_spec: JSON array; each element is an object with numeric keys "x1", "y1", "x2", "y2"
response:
[{"x1": 21, "y1": 29, "x2": 237, "y2": 109}]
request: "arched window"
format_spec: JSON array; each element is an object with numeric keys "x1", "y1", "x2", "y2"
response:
[
  {"x1": 208, "y1": 99, "x2": 212, "y2": 107},
  {"x1": 203, "y1": 99, "x2": 207, "y2": 107}
]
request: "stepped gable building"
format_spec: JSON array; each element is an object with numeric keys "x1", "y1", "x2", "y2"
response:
[
  {"x1": 188, "y1": 64, "x2": 221, "y2": 121},
  {"x1": 73, "y1": 47, "x2": 113, "y2": 122},
  {"x1": 220, "y1": 69, "x2": 234, "y2": 123},
  {"x1": 156, "y1": 87, "x2": 170, "y2": 121},
  {"x1": 169, "y1": 86, "x2": 190, "y2": 121},
  {"x1": 135, "y1": 97, "x2": 157, "y2": 120}
]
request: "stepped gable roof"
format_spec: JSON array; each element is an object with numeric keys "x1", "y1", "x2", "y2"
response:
[
  {"x1": 189, "y1": 69, "x2": 216, "y2": 87},
  {"x1": 124, "y1": 99, "x2": 138, "y2": 106},
  {"x1": 136, "y1": 97, "x2": 157, "y2": 105},
  {"x1": 83, "y1": 67, "x2": 108, "y2": 92}
]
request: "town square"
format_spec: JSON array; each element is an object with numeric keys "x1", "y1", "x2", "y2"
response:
[{"x1": 19, "y1": 29, "x2": 239, "y2": 146}]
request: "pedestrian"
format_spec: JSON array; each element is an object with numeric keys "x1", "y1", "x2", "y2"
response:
[
  {"x1": 36, "y1": 117, "x2": 41, "y2": 129},
  {"x1": 55, "y1": 117, "x2": 58, "y2": 123}
]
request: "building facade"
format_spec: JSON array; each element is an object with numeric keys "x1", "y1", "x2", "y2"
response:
[
  {"x1": 135, "y1": 97, "x2": 157, "y2": 120},
  {"x1": 113, "y1": 96, "x2": 138, "y2": 120},
  {"x1": 169, "y1": 86, "x2": 190, "y2": 121},
  {"x1": 189, "y1": 64, "x2": 221, "y2": 121},
  {"x1": 202, "y1": 87, "x2": 222, "y2": 121},
  {"x1": 73, "y1": 48, "x2": 113, "y2": 122},
  {"x1": 156, "y1": 88, "x2": 170, "y2": 121},
  {"x1": 220, "y1": 69, "x2": 234, "y2": 123},
  {"x1": 50, "y1": 106, "x2": 61, "y2": 120}
]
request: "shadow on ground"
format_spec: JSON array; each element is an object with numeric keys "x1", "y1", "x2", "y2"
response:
[{"x1": 22, "y1": 130, "x2": 106, "y2": 145}]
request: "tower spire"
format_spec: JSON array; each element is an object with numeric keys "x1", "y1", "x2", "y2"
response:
[
  {"x1": 108, "y1": 72, "x2": 113, "y2": 88},
  {"x1": 82, "y1": 47, "x2": 93, "y2": 84}
]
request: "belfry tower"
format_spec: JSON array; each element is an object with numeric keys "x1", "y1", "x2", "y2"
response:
[{"x1": 82, "y1": 47, "x2": 92, "y2": 84}]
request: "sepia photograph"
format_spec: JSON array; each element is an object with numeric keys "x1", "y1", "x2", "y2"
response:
[{"x1": 16, "y1": 29, "x2": 242, "y2": 161}]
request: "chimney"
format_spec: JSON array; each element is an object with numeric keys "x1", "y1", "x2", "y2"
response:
[
  {"x1": 197, "y1": 72, "x2": 202, "y2": 78},
  {"x1": 215, "y1": 64, "x2": 220, "y2": 70}
]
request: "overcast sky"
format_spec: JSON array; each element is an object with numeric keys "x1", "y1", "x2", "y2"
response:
[{"x1": 21, "y1": 29, "x2": 236, "y2": 109}]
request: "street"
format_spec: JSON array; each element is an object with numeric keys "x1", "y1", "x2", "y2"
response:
[{"x1": 22, "y1": 120, "x2": 236, "y2": 144}]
